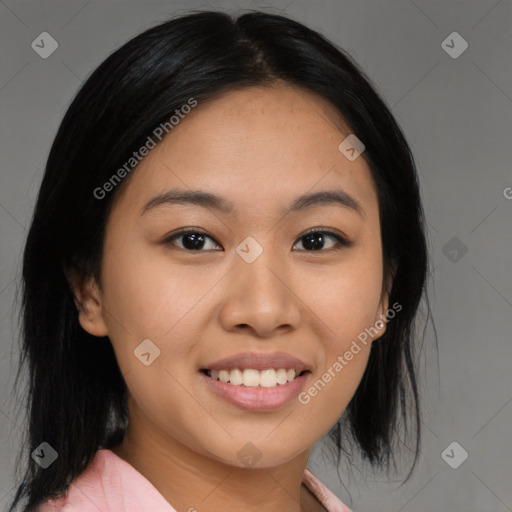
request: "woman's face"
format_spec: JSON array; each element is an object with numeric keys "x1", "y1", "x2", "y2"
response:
[{"x1": 81, "y1": 84, "x2": 389, "y2": 468}]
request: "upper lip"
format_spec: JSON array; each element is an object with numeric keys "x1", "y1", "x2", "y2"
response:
[{"x1": 200, "y1": 351, "x2": 312, "y2": 372}]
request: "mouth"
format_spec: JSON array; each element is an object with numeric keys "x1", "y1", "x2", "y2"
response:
[
  {"x1": 199, "y1": 368, "x2": 311, "y2": 389},
  {"x1": 198, "y1": 367, "x2": 312, "y2": 411}
]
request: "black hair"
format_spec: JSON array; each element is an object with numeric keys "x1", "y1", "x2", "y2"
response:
[{"x1": 8, "y1": 9, "x2": 434, "y2": 511}]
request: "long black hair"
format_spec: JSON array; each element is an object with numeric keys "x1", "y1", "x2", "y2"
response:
[{"x1": 8, "y1": 10, "x2": 433, "y2": 511}]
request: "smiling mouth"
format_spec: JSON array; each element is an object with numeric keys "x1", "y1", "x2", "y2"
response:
[{"x1": 200, "y1": 368, "x2": 310, "y2": 388}]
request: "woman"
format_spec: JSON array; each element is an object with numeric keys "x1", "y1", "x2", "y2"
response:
[{"x1": 9, "y1": 10, "x2": 430, "y2": 512}]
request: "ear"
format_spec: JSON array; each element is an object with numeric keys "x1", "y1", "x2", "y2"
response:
[
  {"x1": 372, "y1": 295, "x2": 389, "y2": 341},
  {"x1": 373, "y1": 261, "x2": 397, "y2": 341},
  {"x1": 65, "y1": 267, "x2": 109, "y2": 337}
]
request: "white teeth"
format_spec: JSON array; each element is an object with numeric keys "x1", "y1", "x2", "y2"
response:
[
  {"x1": 205, "y1": 368, "x2": 303, "y2": 388},
  {"x1": 229, "y1": 369, "x2": 244, "y2": 386},
  {"x1": 242, "y1": 368, "x2": 260, "y2": 387},
  {"x1": 276, "y1": 368, "x2": 288, "y2": 385},
  {"x1": 259, "y1": 369, "x2": 276, "y2": 388}
]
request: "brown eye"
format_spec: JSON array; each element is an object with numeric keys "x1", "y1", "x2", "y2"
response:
[
  {"x1": 293, "y1": 229, "x2": 351, "y2": 252},
  {"x1": 163, "y1": 228, "x2": 351, "y2": 252},
  {"x1": 163, "y1": 230, "x2": 222, "y2": 251}
]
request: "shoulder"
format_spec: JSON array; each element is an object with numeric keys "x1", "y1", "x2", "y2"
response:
[
  {"x1": 37, "y1": 449, "x2": 115, "y2": 511},
  {"x1": 37, "y1": 449, "x2": 173, "y2": 511},
  {"x1": 302, "y1": 467, "x2": 354, "y2": 512}
]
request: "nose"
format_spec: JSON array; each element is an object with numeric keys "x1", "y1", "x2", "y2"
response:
[{"x1": 217, "y1": 242, "x2": 302, "y2": 338}]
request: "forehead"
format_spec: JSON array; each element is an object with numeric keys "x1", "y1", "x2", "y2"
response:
[{"x1": 114, "y1": 85, "x2": 378, "y2": 216}]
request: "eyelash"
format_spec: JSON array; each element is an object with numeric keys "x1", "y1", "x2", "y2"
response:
[{"x1": 162, "y1": 227, "x2": 352, "y2": 252}]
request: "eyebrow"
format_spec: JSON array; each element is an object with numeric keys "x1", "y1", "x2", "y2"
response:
[{"x1": 140, "y1": 188, "x2": 364, "y2": 217}]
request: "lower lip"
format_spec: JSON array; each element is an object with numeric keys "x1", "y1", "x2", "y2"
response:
[{"x1": 199, "y1": 371, "x2": 311, "y2": 411}]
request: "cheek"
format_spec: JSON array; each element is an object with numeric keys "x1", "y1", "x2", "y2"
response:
[
  {"x1": 298, "y1": 344, "x2": 371, "y2": 433},
  {"x1": 98, "y1": 238, "x2": 197, "y2": 378},
  {"x1": 299, "y1": 246, "x2": 384, "y2": 343},
  {"x1": 292, "y1": 246, "x2": 382, "y2": 420},
  {"x1": 99, "y1": 243, "x2": 215, "y2": 431},
  {"x1": 101, "y1": 235, "x2": 218, "y2": 338}
]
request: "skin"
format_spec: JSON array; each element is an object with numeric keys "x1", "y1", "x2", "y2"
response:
[{"x1": 71, "y1": 83, "x2": 391, "y2": 512}]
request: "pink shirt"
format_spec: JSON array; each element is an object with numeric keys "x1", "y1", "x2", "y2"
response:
[{"x1": 38, "y1": 449, "x2": 353, "y2": 512}]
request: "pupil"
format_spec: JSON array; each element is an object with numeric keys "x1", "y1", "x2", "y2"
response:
[
  {"x1": 303, "y1": 233, "x2": 324, "y2": 251},
  {"x1": 183, "y1": 233, "x2": 205, "y2": 250}
]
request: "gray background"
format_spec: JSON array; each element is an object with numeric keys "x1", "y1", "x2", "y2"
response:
[{"x1": 1, "y1": 0, "x2": 511, "y2": 511}]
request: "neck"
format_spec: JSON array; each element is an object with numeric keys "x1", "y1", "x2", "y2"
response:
[{"x1": 110, "y1": 404, "x2": 323, "y2": 512}]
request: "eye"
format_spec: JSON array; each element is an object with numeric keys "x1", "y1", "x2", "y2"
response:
[
  {"x1": 163, "y1": 227, "x2": 351, "y2": 252},
  {"x1": 293, "y1": 228, "x2": 351, "y2": 252},
  {"x1": 163, "y1": 229, "x2": 222, "y2": 251}
]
